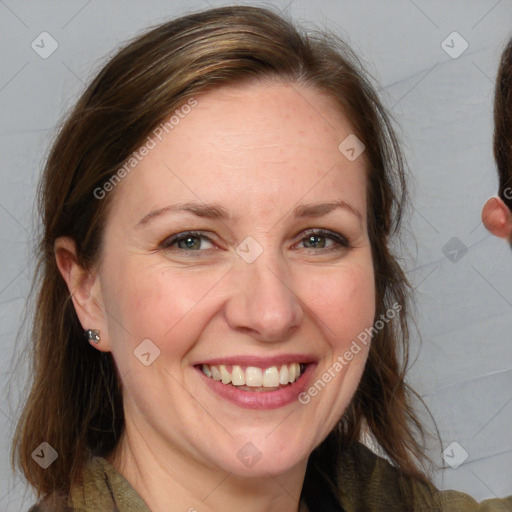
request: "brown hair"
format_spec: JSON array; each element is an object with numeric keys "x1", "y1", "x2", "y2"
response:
[
  {"x1": 13, "y1": 4, "x2": 433, "y2": 501},
  {"x1": 494, "y1": 37, "x2": 512, "y2": 209}
]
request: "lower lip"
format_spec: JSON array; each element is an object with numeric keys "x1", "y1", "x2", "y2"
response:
[{"x1": 196, "y1": 364, "x2": 316, "y2": 410}]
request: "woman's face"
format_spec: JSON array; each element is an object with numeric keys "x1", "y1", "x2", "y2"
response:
[{"x1": 94, "y1": 80, "x2": 375, "y2": 477}]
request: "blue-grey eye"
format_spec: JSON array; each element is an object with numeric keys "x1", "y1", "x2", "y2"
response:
[
  {"x1": 300, "y1": 230, "x2": 348, "y2": 250},
  {"x1": 304, "y1": 234, "x2": 327, "y2": 248},
  {"x1": 177, "y1": 235, "x2": 202, "y2": 250},
  {"x1": 161, "y1": 231, "x2": 215, "y2": 251}
]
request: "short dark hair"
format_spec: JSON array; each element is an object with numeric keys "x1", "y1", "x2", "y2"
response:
[{"x1": 494, "y1": 38, "x2": 512, "y2": 209}]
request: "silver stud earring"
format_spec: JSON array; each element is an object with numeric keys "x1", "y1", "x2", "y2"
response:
[{"x1": 85, "y1": 329, "x2": 101, "y2": 344}]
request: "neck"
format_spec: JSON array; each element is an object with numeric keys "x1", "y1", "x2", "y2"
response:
[{"x1": 107, "y1": 421, "x2": 309, "y2": 512}]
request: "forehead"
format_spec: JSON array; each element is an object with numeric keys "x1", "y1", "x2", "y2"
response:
[
  {"x1": 179, "y1": 79, "x2": 354, "y2": 153},
  {"x1": 108, "y1": 80, "x2": 369, "y2": 224}
]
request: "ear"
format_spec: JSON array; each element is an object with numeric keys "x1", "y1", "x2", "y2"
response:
[
  {"x1": 482, "y1": 197, "x2": 512, "y2": 241},
  {"x1": 54, "y1": 237, "x2": 111, "y2": 352}
]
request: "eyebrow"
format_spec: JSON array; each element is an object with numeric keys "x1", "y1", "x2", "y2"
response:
[
  {"x1": 294, "y1": 201, "x2": 362, "y2": 222},
  {"x1": 136, "y1": 200, "x2": 363, "y2": 227}
]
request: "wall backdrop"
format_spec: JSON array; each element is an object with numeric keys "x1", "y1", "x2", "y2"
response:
[{"x1": 1, "y1": 0, "x2": 511, "y2": 509}]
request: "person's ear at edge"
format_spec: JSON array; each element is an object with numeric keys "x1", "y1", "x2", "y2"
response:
[
  {"x1": 54, "y1": 236, "x2": 111, "y2": 352},
  {"x1": 482, "y1": 196, "x2": 512, "y2": 241}
]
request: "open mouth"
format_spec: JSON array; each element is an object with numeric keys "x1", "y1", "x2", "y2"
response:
[{"x1": 196, "y1": 362, "x2": 308, "y2": 392}]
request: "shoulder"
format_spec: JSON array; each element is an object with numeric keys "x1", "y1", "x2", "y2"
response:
[
  {"x1": 27, "y1": 499, "x2": 75, "y2": 512},
  {"x1": 27, "y1": 455, "x2": 114, "y2": 512},
  {"x1": 28, "y1": 455, "x2": 149, "y2": 512},
  {"x1": 337, "y1": 442, "x2": 512, "y2": 511},
  {"x1": 336, "y1": 442, "x2": 432, "y2": 510}
]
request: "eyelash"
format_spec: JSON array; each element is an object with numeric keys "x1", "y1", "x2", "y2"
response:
[{"x1": 159, "y1": 229, "x2": 349, "y2": 255}]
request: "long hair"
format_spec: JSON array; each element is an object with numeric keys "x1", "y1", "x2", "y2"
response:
[{"x1": 13, "y1": 5, "x2": 432, "y2": 499}]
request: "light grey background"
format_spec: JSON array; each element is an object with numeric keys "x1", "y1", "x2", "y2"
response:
[{"x1": 1, "y1": 0, "x2": 511, "y2": 509}]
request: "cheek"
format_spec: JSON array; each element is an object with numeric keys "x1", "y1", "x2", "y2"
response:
[
  {"x1": 101, "y1": 254, "x2": 228, "y2": 358},
  {"x1": 100, "y1": 244, "x2": 375, "y2": 372},
  {"x1": 299, "y1": 261, "x2": 376, "y2": 346},
  {"x1": 295, "y1": 262, "x2": 375, "y2": 438}
]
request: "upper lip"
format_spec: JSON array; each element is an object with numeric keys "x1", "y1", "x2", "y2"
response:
[{"x1": 195, "y1": 354, "x2": 317, "y2": 368}]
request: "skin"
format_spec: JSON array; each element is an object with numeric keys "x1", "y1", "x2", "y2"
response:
[
  {"x1": 482, "y1": 196, "x2": 512, "y2": 242},
  {"x1": 55, "y1": 80, "x2": 376, "y2": 512}
]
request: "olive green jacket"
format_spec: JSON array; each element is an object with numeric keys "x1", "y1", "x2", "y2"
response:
[{"x1": 29, "y1": 443, "x2": 512, "y2": 511}]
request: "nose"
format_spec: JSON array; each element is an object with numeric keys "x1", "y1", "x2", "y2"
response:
[{"x1": 224, "y1": 251, "x2": 304, "y2": 343}]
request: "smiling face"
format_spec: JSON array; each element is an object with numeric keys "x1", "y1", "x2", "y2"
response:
[{"x1": 88, "y1": 80, "x2": 376, "y2": 478}]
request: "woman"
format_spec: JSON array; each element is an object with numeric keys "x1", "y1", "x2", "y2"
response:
[{"x1": 13, "y1": 5, "x2": 511, "y2": 511}]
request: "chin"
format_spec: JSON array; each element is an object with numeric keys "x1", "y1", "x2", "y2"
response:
[{"x1": 210, "y1": 437, "x2": 312, "y2": 478}]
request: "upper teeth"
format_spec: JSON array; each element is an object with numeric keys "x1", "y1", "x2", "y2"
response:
[{"x1": 201, "y1": 363, "x2": 303, "y2": 387}]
